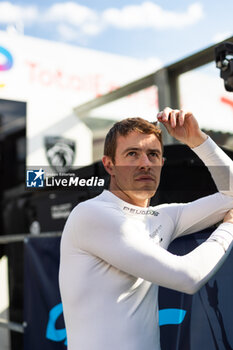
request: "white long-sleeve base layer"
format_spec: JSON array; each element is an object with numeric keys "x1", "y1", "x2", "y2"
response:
[{"x1": 59, "y1": 137, "x2": 233, "y2": 350}]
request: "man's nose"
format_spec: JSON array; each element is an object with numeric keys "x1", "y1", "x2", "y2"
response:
[{"x1": 138, "y1": 153, "x2": 151, "y2": 168}]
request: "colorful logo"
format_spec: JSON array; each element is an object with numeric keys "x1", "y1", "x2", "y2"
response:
[
  {"x1": 46, "y1": 303, "x2": 186, "y2": 346},
  {"x1": 0, "y1": 46, "x2": 13, "y2": 71}
]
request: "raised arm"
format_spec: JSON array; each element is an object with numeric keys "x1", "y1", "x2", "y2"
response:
[
  {"x1": 157, "y1": 107, "x2": 208, "y2": 148},
  {"x1": 157, "y1": 107, "x2": 233, "y2": 196},
  {"x1": 68, "y1": 202, "x2": 233, "y2": 295},
  {"x1": 192, "y1": 136, "x2": 233, "y2": 197},
  {"x1": 157, "y1": 108, "x2": 233, "y2": 238}
]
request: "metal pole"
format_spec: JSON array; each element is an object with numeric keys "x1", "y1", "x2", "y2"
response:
[
  {"x1": 154, "y1": 69, "x2": 175, "y2": 145},
  {"x1": 73, "y1": 36, "x2": 233, "y2": 117},
  {"x1": 0, "y1": 318, "x2": 25, "y2": 333},
  {"x1": 0, "y1": 232, "x2": 62, "y2": 244}
]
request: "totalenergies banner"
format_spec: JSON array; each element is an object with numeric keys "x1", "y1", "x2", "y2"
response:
[
  {"x1": 0, "y1": 31, "x2": 158, "y2": 167},
  {"x1": 0, "y1": 31, "x2": 156, "y2": 103},
  {"x1": 24, "y1": 231, "x2": 233, "y2": 350}
]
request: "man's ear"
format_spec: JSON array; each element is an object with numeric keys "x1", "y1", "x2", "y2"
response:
[{"x1": 102, "y1": 155, "x2": 115, "y2": 176}]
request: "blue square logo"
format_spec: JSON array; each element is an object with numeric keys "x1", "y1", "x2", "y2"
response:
[{"x1": 26, "y1": 169, "x2": 44, "y2": 188}]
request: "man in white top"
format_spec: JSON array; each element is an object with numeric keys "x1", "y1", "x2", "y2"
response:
[{"x1": 59, "y1": 108, "x2": 233, "y2": 350}]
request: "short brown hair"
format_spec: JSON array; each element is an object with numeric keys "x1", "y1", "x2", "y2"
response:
[{"x1": 104, "y1": 117, "x2": 163, "y2": 162}]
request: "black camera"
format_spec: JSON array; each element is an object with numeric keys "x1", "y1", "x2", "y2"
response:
[{"x1": 215, "y1": 42, "x2": 233, "y2": 92}]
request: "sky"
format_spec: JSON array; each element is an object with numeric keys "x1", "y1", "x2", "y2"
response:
[{"x1": 0, "y1": 0, "x2": 232, "y2": 68}]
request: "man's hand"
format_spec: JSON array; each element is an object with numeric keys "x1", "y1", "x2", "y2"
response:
[
  {"x1": 157, "y1": 107, "x2": 208, "y2": 148},
  {"x1": 223, "y1": 209, "x2": 233, "y2": 224}
]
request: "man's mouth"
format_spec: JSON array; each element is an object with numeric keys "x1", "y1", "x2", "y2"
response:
[{"x1": 134, "y1": 175, "x2": 155, "y2": 182}]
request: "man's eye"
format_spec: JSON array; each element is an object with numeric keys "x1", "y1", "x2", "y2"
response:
[
  {"x1": 127, "y1": 151, "x2": 136, "y2": 156},
  {"x1": 150, "y1": 152, "x2": 159, "y2": 157}
]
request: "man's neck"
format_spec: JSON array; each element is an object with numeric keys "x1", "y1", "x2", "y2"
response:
[{"x1": 109, "y1": 186, "x2": 150, "y2": 208}]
